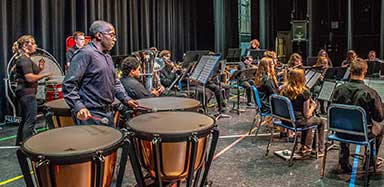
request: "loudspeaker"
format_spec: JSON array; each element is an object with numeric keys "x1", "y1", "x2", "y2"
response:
[{"x1": 291, "y1": 20, "x2": 307, "y2": 41}]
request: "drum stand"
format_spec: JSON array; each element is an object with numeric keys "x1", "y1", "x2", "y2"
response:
[
  {"x1": 124, "y1": 127, "x2": 219, "y2": 187},
  {"x1": 17, "y1": 139, "x2": 133, "y2": 187}
]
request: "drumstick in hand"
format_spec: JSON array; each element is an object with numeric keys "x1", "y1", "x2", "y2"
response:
[
  {"x1": 136, "y1": 105, "x2": 158, "y2": 112},
  {"x1": 88, "y1": 116, "x2": 109, "y2": 124}
]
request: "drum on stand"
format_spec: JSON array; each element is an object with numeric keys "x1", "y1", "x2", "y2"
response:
[
  {"x1": 44, "y1": 99, "x2": 73, "y2": 128},
  {"x1": 136, "y1": 96, "x2": 201, "y2": 113},
  {"x1": 17, "y1": 125, "x2": 126, "y2": 187},
  {"x1": 126, "y1": 111, "x2": 219, "y2": 187},
  {"x1": 30, "y1": 52, "x2": 63, "y2": 102},
  {"x1": 44, "y1": 98, "x2": 122, "y2": 128},
  {"x1": 45, "y1": 76, "x2": 65, "y2": 101}
]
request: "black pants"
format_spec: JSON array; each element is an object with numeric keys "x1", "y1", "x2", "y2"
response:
[
  {"x1": 16, "y1": 95, "x2": 37, "y2": 145},
  {"x1": 296, "y1": 116, "x2": 326, "y2": 152},
  {"x1": 240, "y1": 80, "x2": 253, "y2": 103},
  {"x1": 339, "y1": 122, "x2": 384, "y2": 168}
]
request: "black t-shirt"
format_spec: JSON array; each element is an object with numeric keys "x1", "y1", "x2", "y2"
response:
[
  {"x1": 15, "y1": 55, "x2": 40, "y2": 97},
  {"x1": 288, "y1": 90, "x2": 311, "y2": 120},
  {"x1": 258, "y1": 75, "x2": 278, "y2": 113}
]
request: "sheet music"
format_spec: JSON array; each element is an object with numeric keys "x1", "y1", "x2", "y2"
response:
[
  {"x1": 342, "y1": 67, "x2": 350, "y2": 80},
  {"x1": 318, "y1": 81, "x2": 337, "y2": 101},
  {"x1": 306, "y1": 72, "x2": 321, "y2": 89},
  {"x1": 305, "y1": 70, "x2": 315, "y2": 83},
  {"x1": 190, "y1": 55, "x2": 221, "y2": 84}
]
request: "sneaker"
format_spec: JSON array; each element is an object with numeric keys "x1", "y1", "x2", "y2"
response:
[{"x1": 247, "y1": 102, "x2": 254, "y2": 106}]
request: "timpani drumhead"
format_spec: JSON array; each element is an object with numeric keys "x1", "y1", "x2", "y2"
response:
[
  {"x1": 128, "y1": 111, "x2": 214, "y2": 137},
  {"x1": 136, "y1": 97, "x2": 200, "y2": 111},
  {"x1": 22, "y1": 125, "x2": 123, "y2": 160},
  {"x1": 45, "y1": 98, "x2": 71, "y2": 116}
]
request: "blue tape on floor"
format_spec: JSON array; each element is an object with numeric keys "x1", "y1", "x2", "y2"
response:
[{"x1": 349, "y1": 145, "x2": 361, "y2": 187}]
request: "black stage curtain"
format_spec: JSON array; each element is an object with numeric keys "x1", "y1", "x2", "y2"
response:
[{"x1": 0, "y1": 0, "x2": 214, "y2": 120}]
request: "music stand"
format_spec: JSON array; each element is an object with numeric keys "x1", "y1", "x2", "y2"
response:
[
  {"x1": 226, "y1": 48, "x2": 241, "y2": 62},
  {"x1": 317, "y1": 81, "x2": 337, "y2": 102},
  {"x1": 305, "y1": 70, "x2": 322, "y2": 89},
  {"x1": 366, "y1": 61, "x2": 381, "y2": 77},
  {"x1": 324, "y1": 67, "x2": 349, "y2": 80},
  {"x1": 229, "y1": 68, "x2": 257, "y2": 114},
  {"x1": 112, "y1": 55, "x2": 130, "y2": 69},
  {"x1": 189, "y1": 54, "x2": 222, "y2": 114},
  {"x1": 306, "y1": 56, "x2": 317, "y2": 66},
  {"x1": 249, "y1": 49, "x2": 266, "y2": 62},
  {"x1": 182, "y1": 50, "x2": 210, "y2": 68}
]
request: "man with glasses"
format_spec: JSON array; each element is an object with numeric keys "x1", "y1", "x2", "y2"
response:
[{"x1": 63, "y1": 20, "x2": 137, "y2": 126}]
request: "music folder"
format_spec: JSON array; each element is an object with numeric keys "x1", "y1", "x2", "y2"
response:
[
  {"x1": 305, "y1": 69, "x2": 322, "y2": 89},
  {"x1": 317, "y1": 81, "x2": 337, "y2": 101},
  {"x1": 324, "y1": 67, "x2": 350, "y2": 80}
]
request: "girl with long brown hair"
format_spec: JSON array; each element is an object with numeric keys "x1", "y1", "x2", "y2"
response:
[
  {"x1": 280, "y1": 68, "x2": 326, "y2": 156},
  {"x1": 254, "y1": 57, "x2": 278, "y2": 113}
]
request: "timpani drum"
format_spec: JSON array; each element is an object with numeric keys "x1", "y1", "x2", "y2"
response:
[
  {"x1": 45, "y1": 99, "x2": 73, "y2": 128},
  {"x1": 127, "y1": 111, "x2": 219, "y2": 186},
  {"x1": 136, "y1": 96, "x2": 201, "y2": 112},
  {"x1": 44, "y1": 98, "x2": 122, "y2": 128},
  {"x1": 17, "y1": 125, "x2": 124, "y2": 187}
]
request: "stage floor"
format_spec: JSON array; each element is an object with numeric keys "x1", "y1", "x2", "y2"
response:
[{"x1": 1, "y1": 99, "x2": 384, "y2": 187}]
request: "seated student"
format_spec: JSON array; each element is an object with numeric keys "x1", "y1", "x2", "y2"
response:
[
  {"x1": 341, "y1": 50, "x2": 357, "y2": 68},
  {"x1": 159, "y1": 50, "x2": 180, "y2": 88},
  {"x1": 332, "y1": 58, "x2": 384, "y2": 172},
  {"x1": 366, "y1": 50, "x2": 382, "y2": 62},
  {"x1": 120, "y1": 57, "x2": 164, "y2": 100},
  {"x1": 280, "y1": 68, "x2": 326, "y2": 156},
  {"x1": 312, "y1": 56, "x2": 331, "y2": 114},
  {"x1": 254, "y1": 57, "x2": 278, "y2": 113},
  {"x1": 317, "y1": 49, "x2": 333, "y2": 68},
  {"x1": 237, "y1": 55, "x2": 257, "y2": 106}
]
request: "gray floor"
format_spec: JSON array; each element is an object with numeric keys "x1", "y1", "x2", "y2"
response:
[{"x1": 1, "y1": 99, "x2": 384, "y2": 187}]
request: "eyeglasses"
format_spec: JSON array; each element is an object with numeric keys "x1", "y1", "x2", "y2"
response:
[{"x1": 101, "y1": 32, "x2": 117, "y2": 38}]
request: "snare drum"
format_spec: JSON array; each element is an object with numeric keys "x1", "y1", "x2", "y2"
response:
[
  {"x1": 46, "y1": 76, "x2": 64, "y2": 101},
  {"x1": 17, "y1": 125, "x2": 124, "y2": 187},
  {"x1": 127, "y1": 111, "x2": 219, "y2": 186},
  {"x1": 136, "y1": 96, "x2": 201, "y2": 112}
]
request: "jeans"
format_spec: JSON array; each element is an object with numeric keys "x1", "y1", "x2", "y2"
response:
[{"x1": 16, "y1": 95, "x2": 37, "y2": 145}]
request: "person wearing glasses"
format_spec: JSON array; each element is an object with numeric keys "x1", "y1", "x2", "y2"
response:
[
  {"x1": 13, "y1": 35, "x2": 51, "y2": 145},
  {"x1": 63, "y1": 20, "x2": 137, "y2": 126}
]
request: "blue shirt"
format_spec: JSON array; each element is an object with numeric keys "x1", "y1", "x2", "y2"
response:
[{"x1": 63, "y1": 42, "x2": 131, "y2": 113}]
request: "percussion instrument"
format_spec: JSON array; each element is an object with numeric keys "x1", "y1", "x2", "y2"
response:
[
  {"x1": 17, "y1": 125, "x2": 125, "y2": 187},
  {"x1": 127, "y1": 111, "x2": 219, "y2": 187},
  {"x1": 30, "y1": 52, "x2": 64, "y2": 101},
  {"x1": 45, "y1": 76, "x2": 64, "y2": 101},
  {"x1": 44, "y1": 99, "x2": 73, "y2": 128},
  {"x1": 45, "y1": 98, "x2": 122, "y2": 128},
  {"x1": 136, "y1": 96, "x2": 201, "y2": 112}
]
